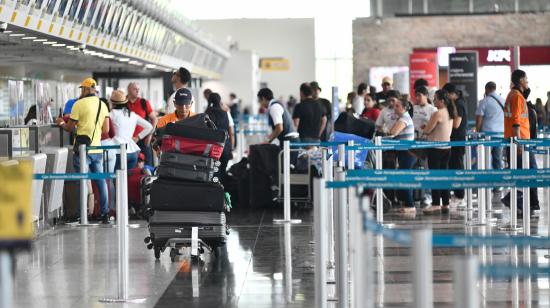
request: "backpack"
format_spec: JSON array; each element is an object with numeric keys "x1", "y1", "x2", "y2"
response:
[{"x1": 141, "y1": 98, "x2": 149, "y2": 119}]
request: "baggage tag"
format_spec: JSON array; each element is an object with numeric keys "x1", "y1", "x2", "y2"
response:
[{"x1": 191, "y1": 226, "x2": 198, "y2": 256}]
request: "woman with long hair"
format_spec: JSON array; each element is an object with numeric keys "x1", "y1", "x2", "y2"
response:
[
  {"x1": 205, "y1": 92, "x2": 234, "y2": 183},
  {"x1": 109, "y1": 89, "x2": 153, "y2": 170},
  {"x1": 422, "y1": 89, "x2": 455, "y2": 215},
  {"x1": 387, "y1": 90, "x2": 417, "y2": 214}
]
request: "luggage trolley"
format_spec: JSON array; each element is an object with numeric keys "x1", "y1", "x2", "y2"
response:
[{"x1": 277, "y1": 148, "x2": 317, "y2": 208}]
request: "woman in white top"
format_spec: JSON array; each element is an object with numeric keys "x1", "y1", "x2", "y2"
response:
[
  {"x1": 421, "y1": 89, "x2": 455, "y2": 215},
  {"x1": 109, "y1": 90, "x2": 153, "y2": 170},
  {"x1": 388, "y1": 91, "x2": 417, "y2": 214}
]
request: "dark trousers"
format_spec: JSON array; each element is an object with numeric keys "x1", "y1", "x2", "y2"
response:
[
  {"x1": 396, "y1": 150, "x2": 417, "y2": 207},
  {"x1": 449, "y1": 146, "x2": 465, "y2": 199},
  {"x1": 427, "y1": 148, "x2": 451, "y2": 206},
  {"x1": 506, "y1": 148, "x2": 539, "y2": 207},
  {"x1": 382, "y1": 151, "x2": 397, "y2": 202},
  {"x1": 137, "y1": 139, "x2": 154, "y2": 167}
]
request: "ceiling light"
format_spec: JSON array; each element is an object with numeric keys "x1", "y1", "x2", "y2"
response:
[
  {"x1": 21, "y1": 36, "x2": 37, "y2": 40},
  {"x1": 43, "y1": 41, "x2": 56, "y2": 45},
  {"x1": 3, "y1": 31, "x2": 12, "y2": 34},
  {"x1": 145, "y1": 64, "x2": 157, "y2": 69},
  {"x1": 52, "y1": 43, "x2": 66, "y2": 47},
  {"x1": 118, "y1": 58, "x2": 130, "y2": 62},
  {"x1": 9, "y1": 33, "x2": 25, "y2": 37},
  {"x1": 129, "y1": 60, "x2": 143, "y2": 66},
  {"x1": 102, "y1": 55, "x2": 115, "y2": 59},
  {"x1": 33, "y1": 39, "x2": 47, "y2": 42}
]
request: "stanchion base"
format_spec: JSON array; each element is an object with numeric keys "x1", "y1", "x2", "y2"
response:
[
  {"x1": 273, "y1": 219, "x2": 302, "y2": 224},
  {"x1": 99, "y1": 297, "x2": 147, "y2": 304},
  {"x1": 497, "y1": 224, "x2": 523, "y2": 232},
  {"x1": 326, "y1": 280, "x2": 336, "y2": 284},
  {"x1": 327, "y1": 297, "x2": 339, "y2": 302},
  {"x1": 65, "y1": 222, "x2": 100, "y2": 227},
  {"x1": 465, "y1": 219, "x2": 487, "y2": 227}
]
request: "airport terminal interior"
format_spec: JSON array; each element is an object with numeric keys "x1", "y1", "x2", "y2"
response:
[{"x1": 1, "y1": 0, "x2": 550, "y2": 307}]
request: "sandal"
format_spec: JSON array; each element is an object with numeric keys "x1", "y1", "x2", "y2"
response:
[
  {"x1": 423, "y1": 205, "x2": 441, "y2": 215},
  {"x1": 397, "y1": 207, "x2": 416, "y2": 214}
]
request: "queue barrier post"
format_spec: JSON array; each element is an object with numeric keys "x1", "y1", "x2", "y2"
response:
[
  {"x1": 0, "y1": 251, "x2": 13, "y2": 308},
  {"x1": 412, "y1": 228, "x2": 433, "y2": 308},
  {"x1": 334, "y1": 167, "x2": 349, "y2": 308},
  {"x1": 313, "y1": 178, "x2": 327, "y2": 308},
  {"x1": 79, "y1": 144, "x2": 89, "y2": 225},
  {"x1": 499, "y1": 138, "x2": 522, "y2": 232},
  {"x1": 374, "y1": 136, "x2": 383, "y2": 223},
  {"x1": 522, "y1": 145, "x2": 530, "y2": 235},
  {"x1": 326, "y1": 149, "x2": 336, "y2": 269},
  {"x1": 346, "y1": 140, "x2": 356, "y2": 307},
  {"x1": 337, "y1": 143, "x2": 346, "y2": 168},
  {"x1": 453, "y1": 256, "x2": 479, "y2": 308},
  {"x1": 546, "y1": 134, "x2": 550, "y2": 259},
  {"x1": 468, "y1": 142, "x2": 486, "y2": 226},
  {"x1": 360, "y1": 196, "x2": 375, "y2": 308},
  {"x1": 464, "y1": 136, "x2": 473, "y2": 215},
  {"x1": 274, "y1": 140, "x2": 301, "y2": 224}
]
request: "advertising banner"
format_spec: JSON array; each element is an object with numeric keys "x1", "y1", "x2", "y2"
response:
[
  {"x1": 449, "y1": 51, "x2": 479, "y2": 121},
  {"x1": 409, "y1": 52, "x2": 438, "y2": 101}
]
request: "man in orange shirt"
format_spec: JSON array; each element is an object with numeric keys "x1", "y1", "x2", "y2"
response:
[
  {"x1": 503, "y1": 69, "x2": 534, "y2": 217},
  {"x1": 157, "y1": 88, "x2": 195, "y2": 129},
  {"x1": 504, "y1": 69, "x2": 530, "y2": 140}
]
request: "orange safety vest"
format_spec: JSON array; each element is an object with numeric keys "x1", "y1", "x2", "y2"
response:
[{"x1": 503, "y1": 89, "x2": 530, "y2": 139}]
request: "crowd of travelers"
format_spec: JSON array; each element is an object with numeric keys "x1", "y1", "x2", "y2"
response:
[{"x1": 55, "y1": 64, "x2": 545, "y2": 222}]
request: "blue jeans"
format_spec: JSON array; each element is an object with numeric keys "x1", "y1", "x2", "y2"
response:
[
  {"x1": 491, "y1": 146, "x2": 503, "y2": 170},
  {"x1": 115, "y1": 152, "x2": 138, "y2": 170},
  {"x1": 74, "y1": 153, "x2": 109, "y2": 216},
  {"x1": 396, "y1": 150, "x2": 417, "y2": 207}
]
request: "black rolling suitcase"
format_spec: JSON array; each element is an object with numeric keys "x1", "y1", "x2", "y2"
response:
[
  {"x1": 160, "y1": 152, "x2": 220, "y2": 170},
  {"x1": 157, "y1": 164, "x2": 218, "y2": 183},
  {"x1": 149, "y1": 211, "x2": 226, "y2": 225},
  {"x1": 149, "y1": 224, "x2": 227, "y2": 243},
  {"x1": 248, "y1": 144, "x2": 280, "y2": 208},
  {"x1": 150, "y1": 179, "x2": 227, "y2": 212},
  {"x1": 164, "y1": 118, "x2": 227, "y2": 144}
]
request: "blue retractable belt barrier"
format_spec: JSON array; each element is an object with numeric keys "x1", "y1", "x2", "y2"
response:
[
  {"x1": 289, "y1": 141, "x2": 352, "y2": 147},
  {"x1": 526, "y1": 146, "x2": 549, "y2": 155},
  {"x1": 363, "y1": 216, "x2": 550, "y2": 248},
  {"x1": 515, "y1": 139, "x2": 550, "y2": 147},
  {"x1": 327, "y1": 168, "x2": 550, "y2": 189},
  {"x1": 87, "y1": 145, "x2": 121, "y2": 150},
  {"x1": 33, "y1": 172, "x2": 116, "y2": 180},
  {"x1": 480, "y1": 264, "x2": 550, "y2": 278},
  {"x1": 238, "y1": 129, "x2": 269, "y2": 135}
]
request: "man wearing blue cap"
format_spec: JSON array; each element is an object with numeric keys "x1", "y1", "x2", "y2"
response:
[{"x1": 157, "y1": 88, "x2": 195, "y2": 129}]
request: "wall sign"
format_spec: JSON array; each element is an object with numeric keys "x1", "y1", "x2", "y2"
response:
[{"x1": 449, "y1": 51, "x2": 479, "y2": 121}]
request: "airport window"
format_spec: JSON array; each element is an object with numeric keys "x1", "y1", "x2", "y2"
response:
[
  {"x1": 34, "y1": 0, "x2": 45, "y2": 9},
  {"x1": 93, "y1": 0, "x2": 106, "y2": 29},
  {"x1": 99, "y1": 2, "x2": 112, "y2": 32},
  {"x1": 76, "y1": 0, "x2": 89, "y2": 23},
  {"x1": 85, "y1": 0, "x2": 99, "y2": 26},
  {"x1": 67, "y1": 0, "x2": 80, "y2": 21},
  {"x1": 45, "y1": 0, "x2": 57, "y2": 14}
]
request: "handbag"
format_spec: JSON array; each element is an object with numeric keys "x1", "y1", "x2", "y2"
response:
[{"x1": 74, "y1": 98, "x2": 102, "y2": 153}]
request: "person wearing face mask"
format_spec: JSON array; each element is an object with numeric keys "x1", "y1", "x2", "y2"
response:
[
  {"x1": 387, "y1": 92, "x2": 416, "y2": 214},
  {"x1": 502, "y1": 69, "x2": 536, "y2": 217}
]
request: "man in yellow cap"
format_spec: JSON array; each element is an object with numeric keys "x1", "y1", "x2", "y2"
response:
[{"x1": 55, "y1": 77, "x2": 111, "y2": 223}]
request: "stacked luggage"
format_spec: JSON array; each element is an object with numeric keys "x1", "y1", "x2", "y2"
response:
[{"x1": 145, "y1": 114, "x2": 229, "y2": 261}]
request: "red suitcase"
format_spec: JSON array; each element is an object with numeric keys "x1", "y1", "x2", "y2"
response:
[{"x1": 160, "y1": 135, "x2": 224, "y2": 160}]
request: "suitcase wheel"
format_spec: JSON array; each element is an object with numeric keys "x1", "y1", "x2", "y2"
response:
[
  {"x1": 154, "y1": 246, "x2": 161, "y2": 260},
  {"x1": 170, "y1": 248, "x2": 179, "y2": 262}
]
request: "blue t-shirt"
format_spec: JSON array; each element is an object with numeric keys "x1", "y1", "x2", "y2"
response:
[
  {"x1": 63, "y1": 98, "x2": 78, "y2": 116},
  {"x1": 475, "y1": 92, "x2": 504, "y2": 135}
]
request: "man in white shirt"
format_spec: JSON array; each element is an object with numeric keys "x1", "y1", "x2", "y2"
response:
[
  {"x1": 166, "y1": 67, "x2": 191, "y2": 114},
  {"x1": 475, "y1": 81, "x2": 505, "y2": 170},
  {"x1": 352, "y1": 83, "x2": 367, "y2": 114},
  {"x1": 258, "y1": 88, "x2": 299, "y2": 147},
  {"x1": 413, "y1": 86, "x2": 437, "y2": 139}
]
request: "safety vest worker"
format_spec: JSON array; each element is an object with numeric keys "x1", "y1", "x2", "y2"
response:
[{"x1": 504, "y1": 70, "x2": 530, "y2": 140}]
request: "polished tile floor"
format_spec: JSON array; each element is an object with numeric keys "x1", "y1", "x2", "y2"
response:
[{"x1": 10, "y1": 190, "x2": 550, "y2": 307}]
